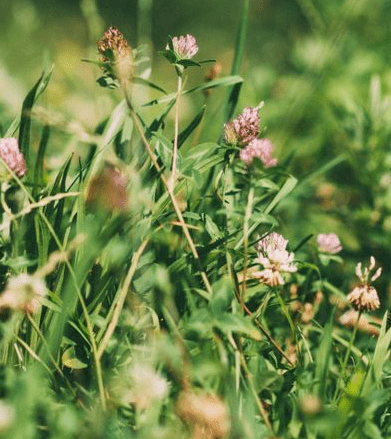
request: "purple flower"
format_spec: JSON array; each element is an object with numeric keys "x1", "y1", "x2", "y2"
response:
[
  {"x1": 167, "y1": 35, "x2": 198, "y2": 60},
  {"x1": 224, "y1": 107, "x2": 260, "y2": 147},
  {"x1": 0, "y1": 138, "x2": 27, "y2": 179},
  {"x1": 239, "y1": 138, "x2": 277, "y2": 168},
  {"x1": 317, "y1": 233, "x2": 342, "y2": 254}
]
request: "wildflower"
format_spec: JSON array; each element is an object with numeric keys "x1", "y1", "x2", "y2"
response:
[
  {"x1": 339, "y1": 309, "x2": 380, "y2": 336},
  {"x1": 97, "y1": 27, "x2": 133, "y2": 84},
  {"x1": 253, "y1": 232, "x2": 297, "y2": 286},
  {"x1": 299, "y1": 394, "x2": 322, "y2": 416},
  {"x1": 0, "y1": 273, "x2": 47, "y2": 314},
  {"x1": 223, "y1": 122, "x2": 238, "y2": 145},
  {"x1": 223, "y1": 106, "x2": 260, "y2": 147},
  {"x1": 0, "y1": 138, "x2": 27, "y2": 179},
  {"x1": 347, "y1": 256, "x2": 381, "y2": 312},
  {"x1": 97, "y1": 26, "x2": 129, "y2": 62},
  {"x1": 203, "y1": 62, "x2": 222, "y2": 97},
  {"x1": 86, "y1": 162, "x2": 129, "y2": 212},
  {"x1": 177, "y1": 391, "x2": 230, "y2": 439},
  {"x1": 317, "y1": 233, "x2": 342, "y2": 254},
  {"x1": 111, "y1": 363, "x2": 169, "y2": 410},
  {"x1": 239, "y1": 138, "x2": 277, "y2": 168},
  {"x1": 301, "y1": 303, "x2": 314, "y2": 323},
  {"x1": 0, "y1": 401, "x2": 15, "y2": 432},
  {"x1": 167, "y1": 34, "x2": 198, "y2": 60}
]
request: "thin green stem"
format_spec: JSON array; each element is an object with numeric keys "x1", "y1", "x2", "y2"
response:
[
  {"x1": 242, "y1": 186, "x2": 254, "y2": 300},
  {"x1": 334, "y1": 310, "x2": 362, "y2": 401},
  {"x1": 228, "y1": 335, "x2": 274, "y2": 433},
  {"x1": 275, "y1": 289, "x2": 296, "y2": 335},
  {"x1": 169, "y1": 74, "x2": 182, "y2": 190},
  {"x1": 97, "y1": 238, "x2": 149, "y2": 360},
  {"x1": 275, "y1": 289, "x2": 301, "y2": 361},
  {"x1": 123, "y1": 97, "x2": 213, "y2": 296}
]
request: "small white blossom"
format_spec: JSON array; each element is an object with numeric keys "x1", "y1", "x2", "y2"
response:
[
  {"x1": 112, "y1": 363, "x2": 169, "y2": 410},
  {"x1": 0, "y1": 273, "x2": 46, "y2": 314},
  {"x1": 253, "y1": 232, "x2": 297, "y2": 286}
]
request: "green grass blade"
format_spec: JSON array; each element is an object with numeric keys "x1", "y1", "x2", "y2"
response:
[
  {"x1": 18, "y1": 65, "x2": 54, "y2": 166},
  {"x1": 264, "y1": 175, "x2": 298, "y2": 214},
  {"x1": 33, "y1": 125, "x2": 50, "y2": 197},
  {"x1": 223, "y1": 0, "x2": 250, "y2": 122},
  {"x1": 177, "y1": 105, "x2": 206, "y2": 148}
]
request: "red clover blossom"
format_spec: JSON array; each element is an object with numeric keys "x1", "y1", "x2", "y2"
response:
[
  {"x1": 224, "y1": 107, "x2": 260, "y2": 147},
  {"x1": 239, "y1": 138, "x2": 277, "y2": 168},
  {"x1": 0, "y1": 138, "x2": 27, "y2": 179},
  {"x1": 167, "y1": 35, "x2": 198, "y2": 60},
  {"x1": 317, "y1": 233, "x2": 342, "y2": 254}
]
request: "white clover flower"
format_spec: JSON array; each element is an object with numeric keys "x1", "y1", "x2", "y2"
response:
[
  {"x1": 317, "y1": 233, "x2": 342, "y2": 254},
  {"x1": 167, "y1": 34, "x2": 198, "y2": 60},
  {"x1": 347, "y1": 256, "x2": 381, "y2": 312},
  {"x1": 112, "y1": 363, "x2": 169, "y2": 410},
  {"x1": 0, "y1": 273, "x2": 47, "y2": 314},
  {"x1": 253, "y1": 232, "x2": 297, "y2": 286},
  {"x1": 0, "y1": 138, "x2": 27, "y2": 179}
]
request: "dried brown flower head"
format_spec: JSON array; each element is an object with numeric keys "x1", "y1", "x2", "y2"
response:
[
  {"x1": 97, "y1": 27, "x2": 133, "y2": 85},
  {"x1": 177, "y1": 391, "x2": 230, "y2": 439},
  {"x1": 86, "y1": 162, "x2": 129, "y2": 212},
  {"x1": 347, "y1": 256, "x2": 381, "y2": 312},
  {"x1": 339, "y1": 309, "x2": 380, "y2": 336},
  {"x1": 97, "y1": 26, "x2": 129, "y2": 62},
  {"x1": 203, "y1": 63, "x2": 222, "y2": 97}
]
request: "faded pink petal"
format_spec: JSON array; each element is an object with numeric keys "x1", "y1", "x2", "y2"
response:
[
  {"x1": 167, "y1": 34, "x2": 198, "y2": 59},
  {"x1": 0, "y1": 138, "x2": 27, "y2": 178},
  {"x1": 317, "y1": 233, "x2": 342, "y2": 254},
  {"x1": 240, "y1": 138, "x2": 277, "y2": 168}
]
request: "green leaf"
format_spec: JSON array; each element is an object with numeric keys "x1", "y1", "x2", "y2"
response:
[
  {"x1": 62, "y1": 347, "x2": 88, "y2": 369},
  {"x1": 214, "y1": 313, "x2": 262, "y2": 340},
  {"x1": 177, "y1": 105, "x2": 206, "y2": 148},
  {"x1": 223, "y1": 0, "x2": 250, "y2": 122},
  {"x1": 143, "y1": 75, "x2": 243, "y2": 106},
  {"x1": 314, "y1": 310, "x2": 335, "y2": 398},
  {"x1": 361, "y1": 312, "x2": 391, "y2": 395},
  {"x1": 264, "y1": 175, "x2": 298, "y2": 214},
  {"x1": 101, "y1": 99, "x2": 127, "y2": 147},
  {"x1": 18, "y1": 65, "x2": 54, "y2": 166},
  {"x1": 133, "y1": 76, "x2": 167, "y2": 94}
]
